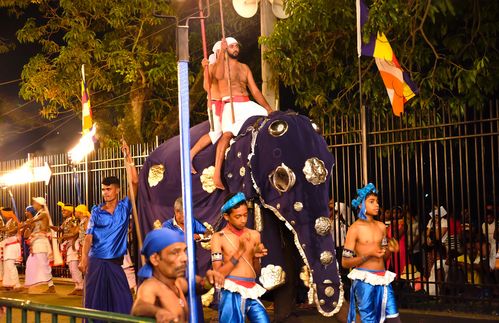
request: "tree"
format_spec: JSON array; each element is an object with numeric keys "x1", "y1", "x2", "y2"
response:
[
  {"x1": 0, "y1": 0, "x2": 182, "y2": 144},
  {"x1": 260, "y1": 0, "x2": 499, "y2": 119},
  {"x1": 0, "y1": 0, "x2": 263, "y2": 146}
]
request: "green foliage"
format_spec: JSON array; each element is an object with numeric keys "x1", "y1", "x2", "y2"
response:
[
  {"x1": 260, "y1": 0, "x2": 499, "y2": 121},
  {"x1": 1, "y1": 0, "x2": 181, "y2": 144},
  {"x1": 1, "y1": 0, "x2": 263, "y2": 145}
]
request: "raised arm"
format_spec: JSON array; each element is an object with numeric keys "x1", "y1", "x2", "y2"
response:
[
  {"x1": 122, "y1": 140, "x2": 138, "y2": 198},
  {"x1": 252, "y1": 232, "x2": 267, "y2": 275},
  {"x1": 214, "y1": 39, "x2": 227, "y2": 81},
  {"x1": 202, "y1": 58, "x2": 211, "y2": 92},
  {"x1": 245, "y1": 65, "x2": 272, "y2": 113}
]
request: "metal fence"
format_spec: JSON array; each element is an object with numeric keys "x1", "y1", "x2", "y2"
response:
[
  {"x1": 0, "y1": 140, "x2": 158, "y2": 223},
  {"x1": 0, "y1": 296, "x2": 154, "y2": 323},
  {"x1": 0, "y1": 139, "x2": 158, "y2": 276},
  {"x1": 323, "y1": 100, "x2": 499, "y2": 312},
  {"x1": 1, "y1": 101, "x2": 498, "y2": 313}
]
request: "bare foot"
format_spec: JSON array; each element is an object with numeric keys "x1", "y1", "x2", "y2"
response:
[
  {"x1": 213, "y1": 171, "x2": 225, "y2": 190},
  {"x1": 190, "y1": 151, "x2": 198, "y2": 174}
]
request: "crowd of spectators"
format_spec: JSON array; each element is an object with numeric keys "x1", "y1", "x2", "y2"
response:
[{"x1": 330, "y1": 200, "x2": 498, "y2": 299}]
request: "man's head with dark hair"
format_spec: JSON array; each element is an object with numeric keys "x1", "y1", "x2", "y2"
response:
[
  {"x1": 101, "y1": 176, "x2": 121, "y2": 203},
  {"x1": 102, "y1": 176, "x2": 121, "y2": 187},
  {"x1": 352, "y1": 183, "x2": 378, "y2": 220},
  {"x1": 221, "y1": 192, "x2": 248, "y2": 230}
]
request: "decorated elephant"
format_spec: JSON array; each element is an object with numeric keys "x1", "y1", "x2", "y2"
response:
[{"x1": 137, "y1": 110, "x2": 343, "y2": 317}]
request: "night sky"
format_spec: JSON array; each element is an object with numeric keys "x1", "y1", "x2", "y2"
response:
[{"x1": 0, "y1": 9, "x2": 90, "y2": 162}]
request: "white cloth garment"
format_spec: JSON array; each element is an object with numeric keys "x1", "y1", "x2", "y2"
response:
[{"x1": 220, "y1": 98, "x2": 268, "y2": 136}]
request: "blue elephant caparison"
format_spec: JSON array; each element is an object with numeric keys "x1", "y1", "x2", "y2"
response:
[{"x1": 137, "y1": 110, "x2": 343, "y2": 317}]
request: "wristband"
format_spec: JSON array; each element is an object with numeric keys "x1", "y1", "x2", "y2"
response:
[
  {"x1": 211, "y1": 252, "x2": 223, "y2": 262},
  {"x1": 230, "y1": 256, "x2": 239, "y2": 266}
]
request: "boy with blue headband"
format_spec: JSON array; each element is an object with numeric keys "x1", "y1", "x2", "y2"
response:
[
  {"x1": 132, "y1": 228, "x2": 224, "y2": 322},
  {"x1": 211, "y1": 192, "x2": 269, "y2": 323},
  {"x1": 342, "y1": 183, "x2": 401, "y2": 323}
]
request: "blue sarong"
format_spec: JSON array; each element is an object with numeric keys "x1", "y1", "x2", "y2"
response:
[
  {"x1": 347, "y1": 268, "x2": 399, "y2": 323},
  {"x1": 84, "y1": 257, "x2": 132, "y2": 321},
  {"x1": 219, "y1": 277, "x2": 269, "y2": 323}
]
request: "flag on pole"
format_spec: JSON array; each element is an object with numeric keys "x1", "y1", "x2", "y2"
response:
[
  {"x1": 356, "y1": 0, "x2": 418, "y2": 116},
  {"x1": 81, "y1": 65, "x2": 93, "y2": 134}
]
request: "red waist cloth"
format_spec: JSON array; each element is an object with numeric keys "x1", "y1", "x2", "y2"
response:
[
  {"x1": 212, "y1": 99, "x2": 224, "y2": 122},
  {"x1": 223, "y1": 96, "x2": 250, "y2": 104},
  {"x1": 228, "y1": 278, "x2": 256, "y2": 288}
]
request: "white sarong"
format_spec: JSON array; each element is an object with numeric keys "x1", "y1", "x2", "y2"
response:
[
  {"x1": 221, "y1": 97, "x2": 268, "y2": 137},
  {"x1": 25, "y1": 253, "x2": 52, "y2": 287}
]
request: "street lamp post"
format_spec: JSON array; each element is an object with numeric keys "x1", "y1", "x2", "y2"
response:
[{"x1": 154, "y1": 2, "x2": 211, "y2": 319}]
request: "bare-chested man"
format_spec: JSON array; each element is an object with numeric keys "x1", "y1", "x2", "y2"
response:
[
  {"x1": 211, "y1": 192, "x2": 269, "y2": 322},
  {"x1": 132, "y1": 228, "x2": 224, "y2": 323},
  {"x1": 342, "y1": 183, "x2": 401, "y2": 323},
  {"x1": 212, "y1": 37, "x2": 273, "y2": 189},
  {"x1": 24, "y1": 197, "x2": 56, "y2": 293},
  {"x1": 190, "y1": 40, "x2": 223, "y2": 174}
]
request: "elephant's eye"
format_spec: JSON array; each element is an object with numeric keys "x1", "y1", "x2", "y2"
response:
[
  {"x1": 268, "y1": 120, "x2": 289, "y2": 137},
  {"x1": 268, "y1": 163, "x2": 296, "y2": 193}
]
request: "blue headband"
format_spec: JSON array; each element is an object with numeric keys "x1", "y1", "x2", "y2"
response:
[
  {"x1": 221, "y1": 192, "x2": 246, "y2": 214},
  {"x1": 138, "y1": 228, "x2": 185, "y2": 279},
  {"x1": 352, "y1": 183, "x2": 378, "y2": 220},
  {"x1": 25, "y1": 206, "x2": 36, "y2": 216}
]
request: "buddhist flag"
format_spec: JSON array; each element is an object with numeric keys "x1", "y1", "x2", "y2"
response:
[
  {"x1": 356, "y1": 0, "x2": 418, "y2": 116},
  {"x1": 81, "y1": 65, "x2": 93, "y2": 134}
]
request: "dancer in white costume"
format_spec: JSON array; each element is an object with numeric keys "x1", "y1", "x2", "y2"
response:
[
  {"x1": 24, "y1": 197, "x2": 56, "y2": 293},
  {"x1": 0, "y1": 208, "x2": 22, "y2": 291}
]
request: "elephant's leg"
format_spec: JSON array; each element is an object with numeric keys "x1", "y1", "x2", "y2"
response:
[
  {"x1": 272, "y1": 228, "x2": 301, "y2": 322},
  {"x1": 213, "y1": 132, "x2": 233, "y2": 190}
]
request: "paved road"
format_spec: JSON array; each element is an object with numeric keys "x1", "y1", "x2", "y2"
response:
[{"x1": 0, "y1": 278, "x2": 497, "y2": 322}]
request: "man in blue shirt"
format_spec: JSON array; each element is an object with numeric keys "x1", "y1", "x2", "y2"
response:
[
  {"x1": 79, "y1": 142, "x2": 138, "y2": 318},
  {"x1": 162, "y1": 197, "x2": 211, "y2": 240}
]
